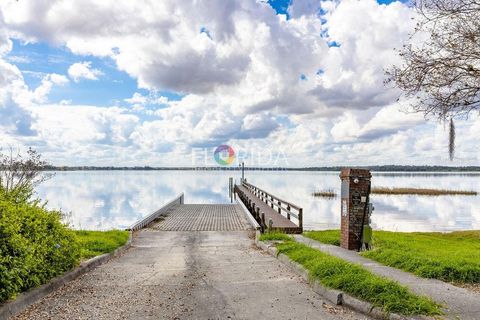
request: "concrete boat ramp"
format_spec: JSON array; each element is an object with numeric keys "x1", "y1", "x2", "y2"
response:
[{"x1": 12, "y1": 201, "x2": 365, "y2": 320}]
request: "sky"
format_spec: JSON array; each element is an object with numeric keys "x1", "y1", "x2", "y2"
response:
[{"x1": 0, "y1": 0, "x2": 478, "y2": 167}]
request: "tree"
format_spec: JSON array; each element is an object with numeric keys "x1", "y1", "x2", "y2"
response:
[
  {"x1": 386, "y1": 0, "x2": 480, "y2": 160},
  {"x1": 0, "y1": 148, "x2": 52, "y2": 203}
]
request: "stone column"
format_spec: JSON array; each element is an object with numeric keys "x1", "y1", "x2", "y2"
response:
[{"x1": 340, "y1": 168, "x2": 372, "y2": 250}]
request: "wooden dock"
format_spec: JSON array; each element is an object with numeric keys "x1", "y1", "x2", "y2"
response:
[
  {"x1": 127, "y1": 180, "x2": 303, "y2": 235},
  {"x1": 234, "y1": 180, "x2": 303, "y2": 234}
]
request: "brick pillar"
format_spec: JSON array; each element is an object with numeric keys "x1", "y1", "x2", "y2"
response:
[{"x1": 340, "y1": 168, "x2": 371, "y2": 251}]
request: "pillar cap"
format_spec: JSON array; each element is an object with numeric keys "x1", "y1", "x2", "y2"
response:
[{"x1": 339, "y1": 168, "x2": 372, "y2": 179}]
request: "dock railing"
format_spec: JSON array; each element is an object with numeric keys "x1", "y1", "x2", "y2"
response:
[
  {"x1": 240, "y1": 181, "x2": 303, "y2": 231},
  {"x1": 127, "y1": 193, "x2": 184, "y2": 231}
]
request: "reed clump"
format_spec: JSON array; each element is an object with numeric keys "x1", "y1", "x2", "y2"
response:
[
  {"x1": 311, "y1": 189, "x2": 337, "y2": 198},
  {"x1": 372, "y1": 187, "x2": 477, "y2": 196}
]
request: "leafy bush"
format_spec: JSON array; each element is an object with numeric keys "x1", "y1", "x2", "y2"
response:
[{"x1": 0, "y1": 190, "x2": 80, "y2": 303}]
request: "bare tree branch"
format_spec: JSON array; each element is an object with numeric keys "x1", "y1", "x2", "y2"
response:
[
  {"x1": 0, "y1": 147, "x2": 53, "y2": 203},
  {"x1": 386, "y1": 0, "x2": 480, "y2": 160}
]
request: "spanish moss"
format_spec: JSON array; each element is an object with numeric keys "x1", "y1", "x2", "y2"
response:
[{"x1": 449, "y1": 118, "x2": 455, "y2": 161}]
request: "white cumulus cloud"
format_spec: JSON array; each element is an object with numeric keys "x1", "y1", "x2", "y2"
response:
[{"x1": 68, "y1": 61, "x2": 103, "y2": 82}]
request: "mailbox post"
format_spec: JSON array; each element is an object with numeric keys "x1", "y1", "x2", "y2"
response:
[{"x1": 340, "y1": 168, "x2": 372, "y2": 251}]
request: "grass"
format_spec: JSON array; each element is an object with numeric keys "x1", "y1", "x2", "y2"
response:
[
  {"x1": 74, "y1": 230, "x2": 130, "y2": 260},
  {"x1": 304, "y1": 230, "x2": 341, "y2": 246},
  {"x1": 305, "y1": 230, "x2": 480, "y2": 284},
  {"x1": 265, "y1": 237, "x2": 442, "y2": 316},
  {"x1": 371, "y1": 187, "x2": 477, "y2": 196},
  {"x1": 259, "y1": 232, "x2": 293, "y2": 242},
  {"x1": 311, "y1": 189, "x2": 337, "y2": 198}
]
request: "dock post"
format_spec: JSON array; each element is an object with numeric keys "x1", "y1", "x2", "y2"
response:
[
  {"x1": 298, "y1": 208, "x2": 303, "y2": 231},
  {"x1": 261, "y1": 212, "x2": 266, "y2": 232},
  {"x1": 229, "y1": 177, "x2": 233, "y2": 203}
]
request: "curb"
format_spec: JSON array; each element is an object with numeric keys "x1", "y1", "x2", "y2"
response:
[
  {"x1": 0, "y1": 232, "x2": 133, "y2": 320},
  {"x1": 255, "y1": 239, "x2": 429, "y2": 320},
  {"x1": 235, "y1": 198, "x2": 261, "y2": 231}
]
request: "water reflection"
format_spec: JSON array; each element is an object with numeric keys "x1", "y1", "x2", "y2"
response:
[{"x1": 35, "y1": 171, "x2": 479, "y2": 232}]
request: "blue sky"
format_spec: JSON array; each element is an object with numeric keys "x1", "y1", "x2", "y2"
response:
[{"x1": 8, "y1": 39, "x2": 183, "y2": 107}]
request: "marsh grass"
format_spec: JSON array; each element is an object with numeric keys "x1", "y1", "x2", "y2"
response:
[
  {"x1": 311, "y1": 189, "x2": 337, "y2": 198},
  {"x1": 311, "y1": 187, "x2": 477, "y2": 198},
  {"x1": 275, "y1": 240, "x2": 442, "y2": 316},
  {"x1": 75, "y1": 230, "x2": 130, "y2": 260},
  {"x1": 371, "y1": 187, "x2": 477, "y2": 196},
  {"x1": 305, "y1": 230, "x2": 480, "y2": 284}
]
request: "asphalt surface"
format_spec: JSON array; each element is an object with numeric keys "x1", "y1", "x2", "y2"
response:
[{"x1": 13, "y1": 230, "x2": 367, "y2": 320}]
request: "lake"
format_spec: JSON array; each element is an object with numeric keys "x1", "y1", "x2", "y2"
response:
[{"x1": 35, "y1": 170, "x2": 479, "y2": 232}]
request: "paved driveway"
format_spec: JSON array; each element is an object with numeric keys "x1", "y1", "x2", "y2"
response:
[{"x1": 14, "y1": 229, "x2": 367, "y2": 319}]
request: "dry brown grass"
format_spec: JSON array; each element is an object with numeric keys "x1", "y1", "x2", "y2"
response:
[
  {"x1": 372, "y1": 187, "x2": 477, "y2": 196},
  {"x1": 457, "y1": 283, "x2": 480, "y2": 294},
  {"x1": 312, "y1": 189, "x2": 337, "y2": 198}
]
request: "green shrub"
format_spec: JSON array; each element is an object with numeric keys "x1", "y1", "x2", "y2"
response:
[{"x1": 0, "y1": 192, "x2": 80, "y2": 303}]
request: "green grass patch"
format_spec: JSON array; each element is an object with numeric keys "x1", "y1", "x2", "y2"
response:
[
  {"x1": 304, "y1": 230, "x2": 340, "y2": 246},
  {"x1": 275, "y1": 240, "x2": 442, "y2": 316},
  {"x1": 74, "y1": 230, "x2": 130, "y2": 260},
  {"x1": 259, "y1": 232, "x2": 292, "y2": 242},
  {"x1": 305, "y1": 230, "x2": 480, "y2": 284}
]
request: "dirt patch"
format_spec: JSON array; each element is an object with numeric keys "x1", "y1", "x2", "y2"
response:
[{"x1": 455, "y1": 283, "x2": 480, "y2": 294}]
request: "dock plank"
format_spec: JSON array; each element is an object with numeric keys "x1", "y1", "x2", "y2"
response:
[{"x1": 236, "y1": 184, "x2": 302, "y2": 234}]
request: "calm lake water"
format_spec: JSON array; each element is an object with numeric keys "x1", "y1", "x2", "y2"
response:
[{"x1": 35, "y1": 171, "x2": 479, "y2": 232}]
